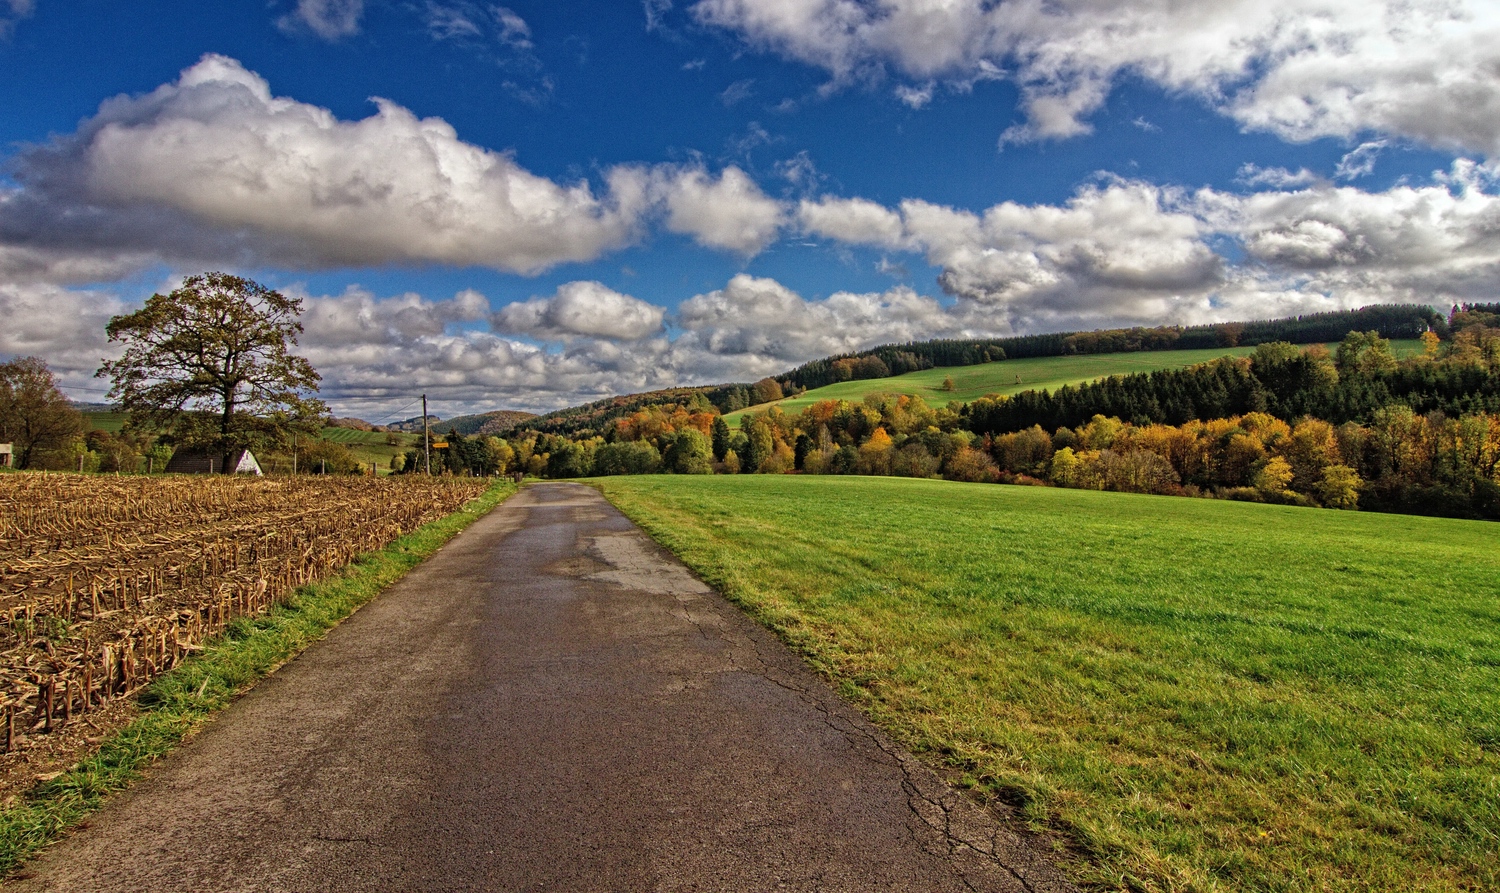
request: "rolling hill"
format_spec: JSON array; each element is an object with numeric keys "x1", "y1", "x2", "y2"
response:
[{"x1": 724, "y1": 340, "x2": 1422, "y2": 426}]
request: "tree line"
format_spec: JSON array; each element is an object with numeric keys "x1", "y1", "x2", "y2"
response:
[
  {"x1": 510, "y1": 378, "x2": 794, "y2": 439},
  {"x1": 458, "y1": 302, "x2": 1451, "y2": 436},
  {"x1": 430, "y1": 308, "x2": 1500, "y2": 521},
  {"x1": 963, "y1": 328, "x2": 1500, "y2": 435},
  {"x1": 774, "y1": 303, "x2": 1445, "y2": 391},
  {"x1": 984, "y1": 405, "x2": 1500, "y2": 518},
  {"x1": 7, "y1": 270, "x2": 1495, "y2": 524}
]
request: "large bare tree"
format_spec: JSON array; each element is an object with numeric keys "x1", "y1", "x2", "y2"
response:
[{"x1": 98, "y1": 272, "x2": 326, "y2": 470}]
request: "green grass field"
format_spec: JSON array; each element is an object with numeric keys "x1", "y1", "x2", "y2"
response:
[
  {"x1": 80, "y1": 411, "x2": 128, "y2": 434},
  {"x1": 595, "y1": 475, "x2": 1499, "y2": 892},
  {"x1": 317, "y1": 427, "x2": 418, "y2": 471},
  {"x1": 320, "y1": 426, "x2": 428, "y2": 447},
  {"x1": 724, "y1": 341, "x2": 1423, "y2": 426}
]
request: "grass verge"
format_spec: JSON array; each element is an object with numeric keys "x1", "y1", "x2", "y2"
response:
[
  {"x1": 0, "y1": 479, "x2": 515, "y2": 876},
  {"x1": 596, "y1": 474, "x2": 1500, "y2": 893}
]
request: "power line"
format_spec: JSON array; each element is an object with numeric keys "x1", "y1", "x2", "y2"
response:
[
  {"x1": 361, "y1": 398, "x2": 424, "y2": 426},
  {"x1": 61, "y1": 384, "x2": 116, "y2": 397}
]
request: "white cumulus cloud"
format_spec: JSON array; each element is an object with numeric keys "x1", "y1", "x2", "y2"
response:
[
  {"x1": 654, "y1": 165, "x2": 787, "y2": 256},
  {"x1": 670, "y1": 273, "x2": 968, "y2": 376},
  {"x1": 798, "y1": 196, "x2": 908, "y2": 248},
  {"x1": 0, "y1": 54, "x2": 653, "y2": 278},
  {"x1": 1198, "y1": 165, "x2": 1500, "y2": 303},
  {"x1": 72, "y1": 55, "x2": 641, "y2": 272},
  {"x1": 298, "y1": 285, "x2": 491, "y2": 352},
  {"x1": 0, "y1": 281, "x2": 124, "y2": 387},
  {"x1": 692, "y1": 0, "x2": 1500, "y2": 156},
  {"x1": 492, "y1": 281, "x2": 666, "y2": 341},
  {"x1": 895, "y1": 180, "x2": 1223, "y2": 330},
  {"x1": 0, "y1": 56, "x2": 803, "y2": 284},
  {"x1": 795, "y1": 166, "x2": 1500, "y2": 332},
  {"x1": 280, "y1": 285, "x2": 678, "y2": 414}
]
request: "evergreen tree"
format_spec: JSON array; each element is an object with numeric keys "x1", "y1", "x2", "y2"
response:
[{"x1": 711, "y1": 415, "x2": 731, "y2": 461}]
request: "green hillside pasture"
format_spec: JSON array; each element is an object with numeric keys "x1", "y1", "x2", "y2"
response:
[
  {"x1": 81, "y1": 411, "x2": 128, "y2": 434},
  {"x1": 596, "y1": 475, "x2": 1499, "y2": 892},
  {"x1": 318, "y1": 427, "x2": 418, "y2": 472},
  {"x1": 724, "y1": 340, "x2": 1423, "y2": 426},
  {"x1": 318, "y1": 426, "x2": 417, "y2": 446}
]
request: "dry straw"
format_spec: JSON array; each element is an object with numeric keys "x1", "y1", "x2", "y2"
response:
[{"x1": 0, "y1": 474, "x2": 487, "y2": 754}]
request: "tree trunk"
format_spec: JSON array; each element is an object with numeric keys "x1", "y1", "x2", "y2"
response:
[{"x1": 220, "y1": 387, "x2": 236, "y2": 473}]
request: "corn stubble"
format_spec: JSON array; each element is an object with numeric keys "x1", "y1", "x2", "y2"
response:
[{"x1": 0, "y1": 474, "x2": 487, "y2": 754}]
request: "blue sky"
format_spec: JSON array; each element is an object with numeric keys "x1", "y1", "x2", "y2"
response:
[{"x1": 1, "y1": 0, "x2": 1497, "y2": 419}]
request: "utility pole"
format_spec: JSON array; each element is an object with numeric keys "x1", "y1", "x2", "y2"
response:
[{"x1": 423, "y1": 393, "x2": 431, "y2": 475}]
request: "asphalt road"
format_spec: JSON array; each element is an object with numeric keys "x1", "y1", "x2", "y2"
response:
[{"x1": 8, "y1": 482, "x2": 1074, "y2": 893}]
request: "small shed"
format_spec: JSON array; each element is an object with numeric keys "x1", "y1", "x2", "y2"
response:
[
  {"x1": 165, "y1": 447, "x2": 264, "y2": 475},
  {"x1": 0, "y1": 444, "x2": 12, "y2": 467}
]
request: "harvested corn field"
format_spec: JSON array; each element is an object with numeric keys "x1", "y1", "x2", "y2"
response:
[{"x1": 0, "y1": 474, "x2": 489, "y2": 757}]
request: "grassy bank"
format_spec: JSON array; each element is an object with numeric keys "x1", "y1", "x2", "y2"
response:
[
  {"x1": 596, "y1": 474, "x2": 1500, "y2": 892},
  {"x1": 0, "y1": 479, "x2": 515, "y2": 875}
]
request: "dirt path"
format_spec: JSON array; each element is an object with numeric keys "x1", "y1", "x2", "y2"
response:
[{"x1": 7, "y1": 483, "x2": 1074, "y2": 892}]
